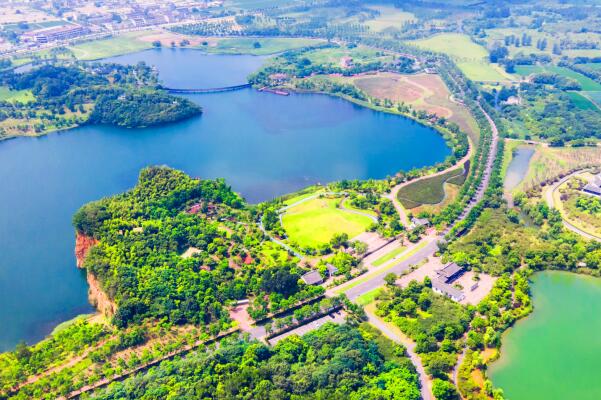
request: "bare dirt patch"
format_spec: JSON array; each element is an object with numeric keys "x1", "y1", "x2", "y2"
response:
[{"x1": 352, "y1": 72, "x2": 479, "y2": 142}]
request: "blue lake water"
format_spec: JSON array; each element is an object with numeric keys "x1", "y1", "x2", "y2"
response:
[{"x1": 0, "y1": 48, "x2": 450, "y2": 350}]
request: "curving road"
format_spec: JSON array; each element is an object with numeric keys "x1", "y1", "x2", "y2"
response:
[{"x1": 544, "y1": 169, "x2": 601, "y2": 242}]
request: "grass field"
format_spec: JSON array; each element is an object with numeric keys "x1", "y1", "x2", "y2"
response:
[
  {"x1": 407, "y1": 33, "x2": 512, "y2": 82},
  {"x1": 372, "y1": 246, "x2": 407, "y2": 267},
  {"x1": 364, "y1": 5, "x2": 416, "y2": 32},
  {"x1": 352, "y1": 72, "x2": 479, "y2": 143},
  {"x1": 514, "y1": 65, "x2": 601, "y2": 91},
  {"x1": 566, "y1": 91, "x2": 598, "y2": 110},
  {"x1": 583, "y1": 91, "x2": 601, "y2": 108},
  {"x1": 202, "y1": 37, "x2": 326, "y2": 55},
  {"x1": 356, "y1": 288, "x2": 382, "y2": 306},
  {"x1": 69, "y1": 31, "x2": 154, "y2": 60},
  {"x1": 0, "y1": 86, "x2": 34, "y2": 103},
  {"x1": 282, "y1": 196, "x2": 373, "y2": 248},
  {"x1": 582, "y1": 63, "x2": 601, "y2": 71},
  {"x1": 397, "y1": 166, "x2": 465, "y2": 209}
]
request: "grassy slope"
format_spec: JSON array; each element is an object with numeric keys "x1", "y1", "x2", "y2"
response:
[
  {"x1": 407, "y1": 33, "x2": 511, "y2": 82},
  {"x1": 0, "y1": 86, "x2": 34, "y2": 103},
  {"x1": 69, "y1": 31, "x2": 154, "y2": 60},
  {"x1": 282, "y1": 197, "x2": 373, "y2": 247}
]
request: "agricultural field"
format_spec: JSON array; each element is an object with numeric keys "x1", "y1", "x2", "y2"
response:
[
  {"x1": 281, "y1": 196, "x2": 374, "y2": 248},
  {"x1": 397, "y1": 165, "x2": 466, "y2": 209},
  {"x1": 407, "y1": 33, "x2": 512, "y2": 82},
  {"x1": 364, "y1": 5, "x2": 416, "y2": 32},
  {"x1": 351, "y1": 72, "x2": 479, "y2": 143}
]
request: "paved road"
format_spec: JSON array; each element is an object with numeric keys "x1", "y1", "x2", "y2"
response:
[
  {"x1": 366, "y1": 309, "x2": 433, "y2": 400},
  {"x1": 544, "y1": 169, "x2": 601, "y2": 242}
]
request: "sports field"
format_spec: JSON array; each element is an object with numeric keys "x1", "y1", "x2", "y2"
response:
[
  {"x1": 407, "y1": 33, "x2": 512, "y2": 82},
  {"x1": 282, "y1": 197, "x2": 373, "y2": 248}
]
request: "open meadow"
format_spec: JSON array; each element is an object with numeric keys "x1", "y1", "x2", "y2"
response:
[
  {"x1": 282, "y1": 196, "x2": 373, "y2": 248},
  {"x1": 351, "y1": 72, "x2": 479, "y2": 143},
  {"x1": 407, "y1": 33, "x2": 512, "y2": 83},
  {"x1": 364, "y1": 5, "x2": 416, "y2": 32}
]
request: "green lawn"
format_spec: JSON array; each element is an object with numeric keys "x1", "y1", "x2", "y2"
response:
[
  {"x1": 372, "y1": 245, "x2": 407, "y2": 267},
  {"x1": 397, "y1": 167, "x2": 464, "y2": 209},
  {"x1": 582, "y1": 63, "x2": 601, "y2": 71},
  {"x1": 585, "y1": 91, "x2": 601, "y2": 108},
  {"x1": 69, "y1": 32, "x2": 153, "y2": 60},
  {"x1": 566, "y1": 91, "x2": 598, "y2": 110},
  {"x1": 515, "y1": 65, "x2": 601, "y2": 91},
  {"x1": 282, "y1": 197, "x2": 373, "y2": 248},
  {"x1": 364, "y1": 6, "x2": 416, "y2": 32},
  {"x1": 0, "y1": 86, "x2": 34, "y2": 103},
  {"x1": 356, "y1": 288, "x2": 383, "y2": 306},
  {"x1": 407, "y1": 33, "x2": 511, "y2": 82},
  {"x1": 203, "y1": 38, "x2": 325, "y2": 55}
]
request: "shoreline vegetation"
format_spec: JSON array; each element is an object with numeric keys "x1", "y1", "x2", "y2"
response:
[
  {"x1": 0, "y1": 61, "x2": 202, "y2": 141},
  {"x1": 3, "y1": 0, "x2": 601, "y2": 397}
]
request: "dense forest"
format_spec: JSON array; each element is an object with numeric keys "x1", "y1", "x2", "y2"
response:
[
  {"x1": 90, "y1": 323, "x2": 421, "y2": 400},
  {"x1": 0, "y1": 63, "x2": 201, "y2": 138},
  {"x1": 73, "y1": 167, "x2": 323, "y2": 331}
]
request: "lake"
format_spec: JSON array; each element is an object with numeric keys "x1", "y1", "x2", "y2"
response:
[
  {"x1": 0, "y1": 48, "x2": 450, "y2": 350},
  {"x1": 489, "y1": 271, "x2": 601, "y2": 399}
]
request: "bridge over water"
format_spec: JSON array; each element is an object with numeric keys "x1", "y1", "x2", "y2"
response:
[{"x1": 162, "y1": 83, "x2": 252, "y2": 94}]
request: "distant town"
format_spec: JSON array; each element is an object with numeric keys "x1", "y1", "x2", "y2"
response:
[{"x1": 0, "y1": 0, "x2": 223, "y2": 55}]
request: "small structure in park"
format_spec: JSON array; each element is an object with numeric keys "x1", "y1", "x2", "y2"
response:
[
  {"x1": 301, "y1": 270, "x2": 323, "y2": 285},
  {"x1": 432, "y1": 279, "x2": 465, "y2": 302},
  {"x1": 326, "y1": 263, "x2": 339, "y2": 277},
  {"x1": 436, "y1": 262, "x2": 465, "y2": 284},
  {"x1": 409, "y1": 217, "x2": 430, "y2": 230},
  {"x1": 583, "y1": 173, "x2": 601, "y2": 197}
]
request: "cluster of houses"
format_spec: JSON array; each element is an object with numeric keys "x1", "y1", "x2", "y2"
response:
[
  {"x1": 17, "y1": 0, "x2": 223, "y2": 46},
  {"x1": 583, "y1": 172, "x2": 601, "y2": 197}
]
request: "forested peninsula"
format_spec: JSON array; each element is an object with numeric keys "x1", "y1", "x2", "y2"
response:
[{"x1": 0, "y1": 63, "x2": 201, "y2": 139}]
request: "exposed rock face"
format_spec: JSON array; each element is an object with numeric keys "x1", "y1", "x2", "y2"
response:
[
  {"x1": 75, "y1": 232, "x2": 116, "y2": 317},
  {"x1": 75, "y1": 233, "x2": 98, "y2": 268},
  {"x1": 87, "y1": 271, "x2": 116, "y2": 317}
]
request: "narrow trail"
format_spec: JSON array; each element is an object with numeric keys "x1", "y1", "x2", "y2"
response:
[{"x1": 365, "y1": 307, "x2": 433, "y2": 400}]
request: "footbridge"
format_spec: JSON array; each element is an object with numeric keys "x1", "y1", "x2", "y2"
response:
[{"x1": 162, "y1": 83, "x2": 252, "y2": 94}]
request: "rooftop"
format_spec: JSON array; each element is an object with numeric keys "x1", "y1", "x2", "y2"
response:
[
  {"x1": 436, "y1": 262, "x2": 464, "y2": 280},
  {"x1": 301, "y1": 270, "x2": 323, "y2": 285},
  {"x1": 432, "y1": 279, "x2": 465, "y2": 301}
]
